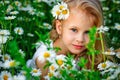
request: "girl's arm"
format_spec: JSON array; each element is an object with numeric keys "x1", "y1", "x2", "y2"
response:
[{"x1": 36, "y1": 57, "x2": 48, "y2": 80}]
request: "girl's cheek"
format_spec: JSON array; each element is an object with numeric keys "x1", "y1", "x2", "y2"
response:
[{"x1": 85, "y1": 35, "x2": 90, "y2": 43}]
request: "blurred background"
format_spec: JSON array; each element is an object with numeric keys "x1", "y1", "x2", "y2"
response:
[{"x1": 0, "y1": 0, "x2": 120, "y2": 78}]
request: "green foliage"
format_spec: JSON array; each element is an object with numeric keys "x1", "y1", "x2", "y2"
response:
[
  {"x1": 101, "y1": 0, "x2": 120, "y2": 49},
  {"x1": 77, "y1": 57, "x2": 88, "y2": 68},
  {"x1": 0, "y1": 0, "x2": 120, "y2": 80}
]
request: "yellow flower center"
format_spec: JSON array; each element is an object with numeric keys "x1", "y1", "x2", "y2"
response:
[
  {"x1": 43, "y1": 52, "x2": 50, "y2": 58},
  {"x1": 48, "y1": 72, "x2": 53, "y2": 77},
  {"x1": 45, "y1": 24, "x2": 49, "y2": 27},
  {"x1": 21, "y1": 71, "x2": 26, "y2": 75},
  {"x1": 56, "y1": 10, "x2": 60, "y2": 15},
  {"x1": 106, "y1": 52, "x2": 110, "y2": 54},
  {"x1": 102, "y1": 63, "x2": 107, "y2": 68},
  {"x1": 57, "y1": 59, "x2": 63, "y2": 66},
  {"x1": 59, "y1": 5, "x2": 64, "y2": 10},
  {"x1": 117, "y1": 26, "x2": 120, "y2": 29},
  {"x1": 62, "y1": 9, "x2": 68, "y2": 15},
  {"x1": 67, "y1": 66, "x2": 72, "y2": 70},
  {"x1": 9, "y1": 61, "x2": 15, "y2": 67},
  {"x1": 50, "y1": 65, "x2": 55, "y2": 71},
  {"x1": 3, "y1": 74, "x2": 8, "y2": 80},
  {"x1": 33, "y1": 69, "x2": 38, "y2": 73},
  {"x1": 15, "y1": 2, "x2": 19, "y2": 6},
  {"x1": 17, "y1": 29, "x2": 21, "y2": 33},
  {"x1": 4, "y1": 56, "x2": 9, "y2": 60}
]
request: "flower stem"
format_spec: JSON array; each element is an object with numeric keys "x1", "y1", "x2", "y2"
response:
[
  {"x1": 99, "y1": 32, "x2": 105, "y2": 61},
  {"x1": 91, "y1": 52, "x2": 95, "y2": 70}
]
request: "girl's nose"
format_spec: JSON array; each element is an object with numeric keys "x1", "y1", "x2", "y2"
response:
[{"x1": 76, "y1": 34, "x2": 84, "y2": 43}]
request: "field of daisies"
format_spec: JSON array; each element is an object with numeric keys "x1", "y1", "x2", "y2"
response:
[{"x1": 0, "y1": 0, "x2": 120, "y2": 80}]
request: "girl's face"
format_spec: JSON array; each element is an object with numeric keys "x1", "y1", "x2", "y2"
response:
[{"x1": 56, "y1": 8, "x2": 94, "y2": 55}]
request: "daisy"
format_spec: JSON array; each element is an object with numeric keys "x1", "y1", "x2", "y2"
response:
[
  {"x1": 28, "y1": 9, "x2": 36, "y2": 15},
  {"x1": 14, "y1": 1, "x2": 22, "y2": 7},
  {"x1": 0, "y1": 71, "x2": 12, "y2": 80},
  {"x1": 59, "y1": 8, "x2": 69, "y2": 20},
  {"x1": 0, "y1": 36, "x2": 9, "y2": 44},
  {"x1": 97, "y1": 25, "x2": 109, "y2": 33},
  {"x1": 4, "y1": 16, "x2": 16, "y2": 20},
  {"x1": 14, "y1": 27, "x2": 24, "y2": 35},
  {"x1": 10, "y1": 11, "x2": 19, "y2": 15},
  {"x1": 103, "y1": 49, "x2": 116, "y2": 55},
  {"x1": 104, "y1": 51, "x2": 116, "y2": 55},
  {"x1": 13, "y1": 74, "x2": 26, "y2": 80},
  {"x1": 19, "y1": 49, "x2": 25, "y2": 57},
  {"x1": 19, "y1": 71, "x2": 27, "y2": 75},
  {"x1": 38, "y1": 50, "x2": 56, "y2": 63},
  {"x1": 27, "y1": 33, "x2": 34, "y2": 37},
  {"x1": 37, "y1": 12, "x2": 45, "y2": 17},
  {"x1": 6, "y1": 5, "x2": 13, "y2": 13},
  {"x1": 44, "y1": 72, "x2": 54, "y2": 80},
  {"x1": 43, "y1": 22, "x2": 52, "y2": 29},
  {"x1": 116, "y1": 52, "x2": 120, "y2": 59},
  {"x1": 51, "y1": 1, "x2": 69, "y2": 20},
  {"x1": 2, "y1": 54, "x2": 11, "y2": 61},
  {"x1": 66, "y1": 59, "x2": 77, "y2": 70},
  {"x1": 19, "y1": 4, "x2": 33, "y2": 12},
  {"x1": 4, "y1": 1, "x2": 10, "y2": 4},
  {"x1": 118, "y1": 10, "x2": 120, "y2": 13},
  {"x1": 49, "y1": 63, "x2": 59, "y2": 72},
  {"x1": 30, "y1": 68, "x2": 41, "y2": 76},
  {"x1": 51, "y1": 4, "x2": 61, "y2": 19},
  {"x1": 56, "y1": 54, "x2": 66, "y2": 67},
  {"x1": 114, "y1": 23, "x2": 120, "y2": 30},
  {"x1": 97, "y1": 61, "x2": 114, "y2": 70},
  {"x1": 3, "y1": 60, "x2": 16, "y2": 69},
  {"x1": 103, "y1": 7, "x2": 109, "y2": 11},
  {"x1": 100, "y1": 68, "x2": 115, "y2": 75},
  {"x1": 58, "y1": 2, "x2": 69, "y2": 19},
  {"x1": 113, "y1": 1, "x2": 120, "y2": 4},
  {"x1": 107, "y1": 67, "x2": 120, "y2": 80},
  {"x1": 0, "y1": 30, "x2": 10, "y2": 36}
]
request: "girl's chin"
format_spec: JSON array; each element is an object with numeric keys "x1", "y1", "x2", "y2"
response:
[{"x1": 70, "y1": 49, "x2": 86, "y2": 55}]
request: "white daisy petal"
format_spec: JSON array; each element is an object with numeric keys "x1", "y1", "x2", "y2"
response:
[
  {"x1": 30, "y1": 68, "x2": 41, "y2": 76},
  {"x1": 51, "y1": 1, "x2": 69, "y2": 20},
  {"x1": 14, "y1": 27, "x2": 24, "y2": 35}
]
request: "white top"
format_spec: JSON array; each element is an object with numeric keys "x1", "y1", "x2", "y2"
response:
[{"x1": 26, "y1": 41, "x2": 54, "y2": 68}]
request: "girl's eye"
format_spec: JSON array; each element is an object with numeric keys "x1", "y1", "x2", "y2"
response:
[
  {"x1": 85, "y1": 31, "x2": 89, "y2": 34},
  {"x1": 71, "y1": 28, "x2": 77, "y2": 32}
]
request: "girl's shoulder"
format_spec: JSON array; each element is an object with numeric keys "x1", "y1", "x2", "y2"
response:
[
  {"x1": 33, "y1": 40, "x2": 54, "y2": 60},
  {"x1": 26, "y1": 40, "x2": 54, "y2": 68}
]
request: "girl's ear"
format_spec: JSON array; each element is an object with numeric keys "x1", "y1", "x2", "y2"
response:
[{"x1": 55, "y1": 20, "x2": 62, "y2": 35}]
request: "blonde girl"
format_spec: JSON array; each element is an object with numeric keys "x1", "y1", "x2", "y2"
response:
[
  {"x1": 28, "y1": 0, "x2": 104, "y2": 79},
  {"x1": 50, "y1": 0, "x2": 104, "y2": 69}
]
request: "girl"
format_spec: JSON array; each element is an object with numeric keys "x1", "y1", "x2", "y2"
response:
[{"x1": 27, "y1": 0, "x2": 104, "y2": 79}]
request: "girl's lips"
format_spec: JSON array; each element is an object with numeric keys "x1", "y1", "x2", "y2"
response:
[{"x1": 73, "y1": 44, "x2": 84, "y2": 49}]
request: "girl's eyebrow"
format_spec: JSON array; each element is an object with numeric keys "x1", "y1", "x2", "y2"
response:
[
  {"x1": 70, "y1": 25, "x2": 79, "y2": 28},
  {"x1": 70, "y1": 26, "x2": 91, "y2": 31}
]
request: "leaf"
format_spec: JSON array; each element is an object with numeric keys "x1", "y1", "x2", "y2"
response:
[
  {"x1": 43, "y1": 61, "x2": 51, "y2": 69},
  {"x1": 77, "y1": 57, "x2": 88, "y2": 68}
]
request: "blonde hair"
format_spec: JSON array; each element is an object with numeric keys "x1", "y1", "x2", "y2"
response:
[
  {"x1": 50, "y1": 0, "x2": 104, "y2": 69},
  {"x1": 50, "y1": 0, "x2": 103, "y2": 41}
]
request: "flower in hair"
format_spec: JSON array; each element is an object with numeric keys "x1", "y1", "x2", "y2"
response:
[{"x1": 51, "y1": 1, "x2": 69, "y2": 20}]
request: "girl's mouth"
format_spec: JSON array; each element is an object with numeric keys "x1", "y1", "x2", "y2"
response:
[{"x1": 73, "y1": 44, "x2": 84, "y2": 49}]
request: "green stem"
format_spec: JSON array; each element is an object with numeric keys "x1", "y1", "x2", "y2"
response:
[
  {"x1": 91, "y1": 52, "x2": 95, "y2": 70},
  {"x1": 12, "y1": 67, "x2": 14, "y2": 76},
  {"x1": 99, "y1": 32, "x2": 105, "y2": 61}
]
